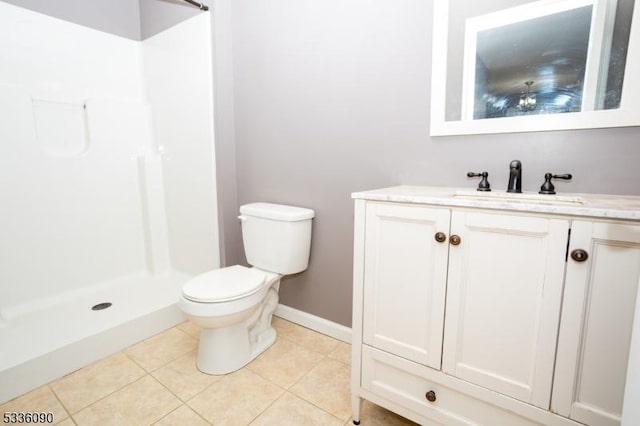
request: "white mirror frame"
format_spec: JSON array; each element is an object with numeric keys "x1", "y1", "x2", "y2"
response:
[{"x1": 430, "y1": 0, "x2": 640, "y2": 136}]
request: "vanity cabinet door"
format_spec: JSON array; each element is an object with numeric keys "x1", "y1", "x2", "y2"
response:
[
  {"x1": 362, "y1": 202, "x2": 450, "y2": 369},
  {"x1": 442, "y1": 211, "x2": 569, "y2": 409},
  {"x1": 552, "y1": 221, "x2": 640, "y2": 426}
]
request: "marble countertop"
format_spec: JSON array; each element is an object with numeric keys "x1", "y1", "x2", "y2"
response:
[{"x1": 352, "y1": 186, "x2": 640, "y2": 221}]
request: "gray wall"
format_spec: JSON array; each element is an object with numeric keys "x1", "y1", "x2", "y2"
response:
[
  {"x1": 208, "y1": 0, "x2": 244, "y2": 268},
  {"x1": 2, "y1": 0, "x2": 142, "y2": 40},
  {"x1": 229, "y1": 0, "x2": 640, "y2": 327},
  {"x1": 2, "y1": 0, "x2": 204, "y2": 40},
  {"x1": 139, "y1": 0, "x2": 199, "y2": 39}
]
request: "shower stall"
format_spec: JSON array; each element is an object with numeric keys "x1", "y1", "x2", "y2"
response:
[{"x1": 0, "y1": 3, "x2": 219, "y2": 402}]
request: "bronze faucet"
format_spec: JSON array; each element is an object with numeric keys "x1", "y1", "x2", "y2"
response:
[{"x1": 507, "y1": 160, "x2": 522, "y2": 193}]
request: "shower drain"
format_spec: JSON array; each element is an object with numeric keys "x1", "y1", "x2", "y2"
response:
[{"x1": 91, "y1": 302, "x2": 112, "y2": 311}]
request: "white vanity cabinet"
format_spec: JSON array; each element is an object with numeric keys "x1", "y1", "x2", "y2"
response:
[{"x1": 351, "y1": 186, "x2": 640, "y2": 426}]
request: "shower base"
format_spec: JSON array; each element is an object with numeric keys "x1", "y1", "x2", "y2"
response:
[{"x1": 0, "y1": 270, "x2": 190, "y2": 403}]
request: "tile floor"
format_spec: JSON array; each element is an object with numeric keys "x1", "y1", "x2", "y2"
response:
[{"x1": 1, "y1": 317, "x2": 417, "y2": 425}]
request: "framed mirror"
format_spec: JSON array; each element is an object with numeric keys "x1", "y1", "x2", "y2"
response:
[{"x1": 430, "y1": 0, "x2": 640, "y2": 135}]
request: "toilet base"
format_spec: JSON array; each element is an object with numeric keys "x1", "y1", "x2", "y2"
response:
[
  {"x1": 195, "y1": 283, "x2": 281, "y2": 375},
  {"x1": 196, "y1": 322, "x2": 276, "y2": 375}
]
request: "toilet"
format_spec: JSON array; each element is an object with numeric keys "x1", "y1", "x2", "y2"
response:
[{"x1": 178, "y1": 202, "x2": 314, "y2": 375}]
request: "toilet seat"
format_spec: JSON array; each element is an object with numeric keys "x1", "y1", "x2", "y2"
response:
[{"x1": 182, "y1": 265, "x2": 266, "y2": 303}]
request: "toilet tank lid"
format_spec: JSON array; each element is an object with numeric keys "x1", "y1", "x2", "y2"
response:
[{"x1": 240, "y1": 202, "x2": 314, "y2": 221}]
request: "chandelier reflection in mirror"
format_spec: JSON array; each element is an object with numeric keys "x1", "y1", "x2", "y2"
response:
[
  {"x1": 481, "y1": 84, "x2": 582, "y2": 118},
  {"x1": 517, "y1": 80, "x2": 537, "y2": 112}
]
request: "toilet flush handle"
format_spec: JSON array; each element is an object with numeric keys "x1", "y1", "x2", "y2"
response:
[{"x1": 238, "y1": 215, "x2": 248, "y2": 222}]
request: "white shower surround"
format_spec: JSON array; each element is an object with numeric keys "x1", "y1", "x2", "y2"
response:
[{"x1": 0, "y1": 4, "x2": 219, "y2": 402}]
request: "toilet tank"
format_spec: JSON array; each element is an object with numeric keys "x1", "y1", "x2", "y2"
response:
[{"x1": 239, "y1": 203, "x2": 314, "y2": 275}]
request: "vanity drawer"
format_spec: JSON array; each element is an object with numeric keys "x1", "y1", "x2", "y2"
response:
[{"x1": 361, "y1": 346, "x2": 543, "y2": 426}]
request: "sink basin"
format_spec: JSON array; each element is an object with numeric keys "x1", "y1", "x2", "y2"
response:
[{"x1": 453, "y1": 190, "x2": 585, "y2": 205}]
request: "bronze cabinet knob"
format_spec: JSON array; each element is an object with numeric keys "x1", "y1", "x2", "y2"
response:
[
  {"x1": 449, "y1": 235, "x2": 461, "y2": 246},
  {"x1": 425, "y1": 390, "x2": 437, "y2": 402},
  {"x1": 570, "y1": 249, "x2": 589, "y2": 262},
  {"x1": 434, "y1": 232, "x2": 447, "y2": 243}
]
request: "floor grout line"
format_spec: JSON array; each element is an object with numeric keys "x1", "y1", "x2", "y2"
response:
[
  {"x1": 45, "y1": 384, "x2": 72, "y2": 423},
  {"x1": 245, "y1": 389, "x2": 286, "y2": 425},
  {"x1": 71, "y1": 373, "x2": 152, "y2": 423}
]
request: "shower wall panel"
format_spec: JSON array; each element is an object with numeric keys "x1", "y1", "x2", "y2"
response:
[
  {"x1": 0, "y1": 3, "x2": 155, "y2": 314},
  {"x1": 142, "y1": 13, "x2": 221, "y2": 276},
  {"x1": 0, "y1": 91, "x2": 154, "y2": 310}
]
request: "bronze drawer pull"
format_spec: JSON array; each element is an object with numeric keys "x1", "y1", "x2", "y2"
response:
[
  {"x1": 435, "y1": 232, "x2": 447, "y2": 243},
  {"x1": 449, "y1": 235, "x2": 461, "y2": 246},
  {"x1": 425, "y1": 390, "x2": 437, "y2": 402}
]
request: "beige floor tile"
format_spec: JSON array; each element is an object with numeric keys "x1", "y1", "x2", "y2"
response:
[
  {"x1": 56, "y1": 419, "x2": 76, "y2": 426},
  {"x1": 188, "y1": 368, "x2": 283, "y2": 426},
  {"x1": 0, "y1": 386, "x2": 69, "y2": 425},
  {"x1": 152, "y1": 350, "x2": 221, "y2": 401},
  {"x1": 273, "y1": 317, "x2": 340, "y2": 355},
  {"x1": 50, "y1": 352, "x2": 146, "y2": 413},
  {"x1": 246, "y1": 338, "x2": 324, "y2": 388},
  {"x1": 328, "y1": 341, "x2": 352, "y2": 365},
  {"x1": 349, "y1": 400, "x2": 419, "y2": 426},
  {"x1": 72, "y1": 376, "x2": 181, "y2": 426},
  {"x1": 251, "y1": 392, "x2": 343, "y2": 426},
  {"x1": 176, "y1": 320, "x2": 201, "y2": 339},
  {"x1": 290, "y1": 358, "x2": 351, "y2": 421},
  {"x1": 124, "y1": 327, "x2": 197, "y2": 372},
  {"x1": 154, "y1": 404, "x2": 210, "y2": 426}
]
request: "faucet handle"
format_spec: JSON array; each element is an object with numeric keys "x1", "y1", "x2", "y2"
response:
[
  {"x1": 539, "y1": 173, "x2": 572, "y2": 195},
  {"x1": 467, "y1": 171, "x2": 491, "y2": 192},
  {"x1": 551, "y1": 173, "x2": 572, "y2": 180}
]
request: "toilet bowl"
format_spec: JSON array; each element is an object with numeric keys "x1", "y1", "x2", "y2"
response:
[
  {"x1": 179, "y1": 202, "x2": 314, "y2": 375},
  {"x1": 179, "y1": 265, "x2": 282, "y2": 374}
]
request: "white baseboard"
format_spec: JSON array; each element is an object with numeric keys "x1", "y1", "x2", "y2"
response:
[{"x1": 274, "y1": 304, "x2": 352, "y2": 344}]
